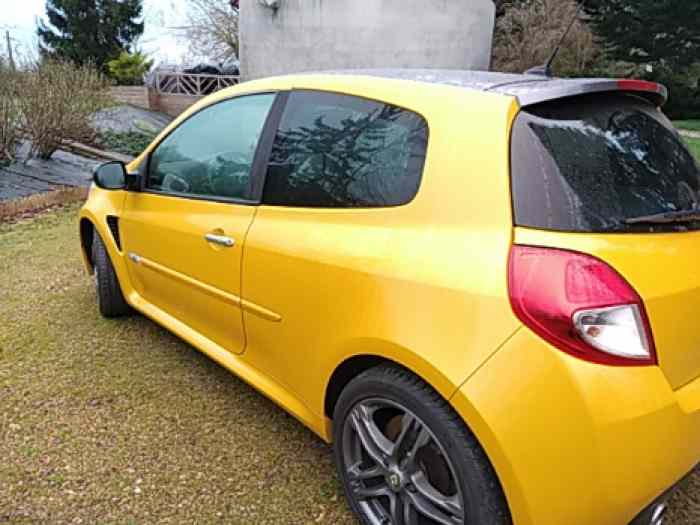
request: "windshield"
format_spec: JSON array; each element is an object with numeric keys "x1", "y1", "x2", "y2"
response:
[{"x1": 510, "y1": 94, "x2": 700, "y2": 233}]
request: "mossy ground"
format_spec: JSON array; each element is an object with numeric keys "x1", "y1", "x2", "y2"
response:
[
  {"x1": 1, "y1": 206, "x2": 698, "y2": 524},
  {"x1": 0, "y1": 205, "x2": 353, "y2": 524}
]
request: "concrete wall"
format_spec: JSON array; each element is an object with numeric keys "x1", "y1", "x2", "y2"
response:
[
  {"x1": 110, "y1": 87, "x2": 150, "y2": 110},
  {"x1": 240, "y1": 0, "x2": 495, "y2": 80}
]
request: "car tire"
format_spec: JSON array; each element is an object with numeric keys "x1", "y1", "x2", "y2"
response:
[
  {"x1": 92, "y1": 231, "x2": 130, "y2": 318},
  {"x1": 332, "y1": 364, "x2": 511, "y2": 525}
]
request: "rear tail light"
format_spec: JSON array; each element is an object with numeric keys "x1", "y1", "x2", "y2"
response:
[{"x1": 508, "y1": 245, "x2": 657, "y2": 366}]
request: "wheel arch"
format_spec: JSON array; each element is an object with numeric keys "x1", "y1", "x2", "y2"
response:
[
  {"x1": 324, "y1": 354, "x2": 388, "y2": 419},
  {"x1": 449, "y1": 378, "x2": 534, "y2": 525}
]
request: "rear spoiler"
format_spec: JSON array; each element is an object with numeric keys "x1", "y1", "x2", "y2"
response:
[{"x1": 496, "y1": 78, "x2": 669, "y2": 108}]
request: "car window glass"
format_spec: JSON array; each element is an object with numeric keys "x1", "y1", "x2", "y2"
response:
[
  {"x1": 511, "y1": 94, "x2": 700, "y2": 233},
  {"x1": 148, "y1": 94, "x2": 276, "y2": 200},
  {"x1": 262, "y1": 90, "x2": 428, "y2": 207}
]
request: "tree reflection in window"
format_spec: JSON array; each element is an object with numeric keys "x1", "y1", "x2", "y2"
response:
[
  {"x1": 263, "y1": 91, "x2": 428, "y2": 208},
  {"x1": 512, "y1": 94, "x2": 700, "y2": 232}
]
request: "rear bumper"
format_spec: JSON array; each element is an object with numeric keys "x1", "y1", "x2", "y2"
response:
[
  {"x1": 629, "y1": 465, "x2": 695, "y2": 525},
  {"x1": 451, "y1": 327, "x2": 700, "y2": 525}
]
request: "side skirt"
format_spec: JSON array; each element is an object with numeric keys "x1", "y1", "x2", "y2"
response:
[{"x1": 125, "y1": 290, "x2": 332, "y2": 442}]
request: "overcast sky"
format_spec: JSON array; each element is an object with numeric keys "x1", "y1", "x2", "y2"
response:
[{"x1": 1, "y1": 0, "x2": 192, "y2": 64}]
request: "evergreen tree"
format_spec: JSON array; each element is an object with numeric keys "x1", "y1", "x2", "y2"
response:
[
  {"x1": 581, "y1": 0, "x2": 700, "y2": 69},
  {"x1": 37, "y1": 0, "x2": 144, "y2": 73}
]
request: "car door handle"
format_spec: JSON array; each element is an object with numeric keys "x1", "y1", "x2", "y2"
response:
[{"x1": 205, "y1": 233, "x2": 235, "y2": 247}]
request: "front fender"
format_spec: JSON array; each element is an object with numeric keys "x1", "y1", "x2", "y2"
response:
[{"x1": 78, "y1": 186, "x2": 129, "y2": 288}]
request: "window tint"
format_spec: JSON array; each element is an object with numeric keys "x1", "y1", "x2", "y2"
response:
[
  {"x1": 262, "y1": 91, "x2": 428, "y2": 207},
  {"x1": 511, "y1": 94, "x2": 700, "y2": 233},
  {"x1": 148, "y1": 94, "x2": 276, "y2": 200}
]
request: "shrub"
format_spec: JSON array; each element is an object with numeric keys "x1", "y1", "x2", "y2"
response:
[
  {"x1": 492, "y1": 0, "x2": 601, "y2": 77},
  {"x1": 0, "y1": 67, "x2": 21, "y2": 164},
  {"x1": 107, "y1": 51, "x2": 153, "y2": 86},
  {"x1": 99, "y1": 128, "x2": 157, "y2": 157},
  {"x1": 17, "y1": 61, "x2": 111, "y2": 160},
  {"x1": 656, "y1": 64, "x2": 700, "y2": 120}
]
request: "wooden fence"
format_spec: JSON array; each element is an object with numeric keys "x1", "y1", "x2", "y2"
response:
[{"x1": 154, "y1": 71, "x2": 241, "y2": 96}]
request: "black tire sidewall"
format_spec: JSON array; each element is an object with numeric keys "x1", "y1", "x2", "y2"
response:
[{"x1": 92, "y1": 233, "x2": 130, "y2": 318}]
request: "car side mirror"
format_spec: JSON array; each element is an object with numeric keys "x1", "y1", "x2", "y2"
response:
[{"x1": 93, "y1": 161, "x2": 128, "y2": 190}]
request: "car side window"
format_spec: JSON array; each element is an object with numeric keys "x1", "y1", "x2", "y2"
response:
[
  {"x1": 148, "y1": 93, "x2": 276, "y2": 201},
  {"x1": 262, "y1": 90, "x2": 428, "y2": 207}
]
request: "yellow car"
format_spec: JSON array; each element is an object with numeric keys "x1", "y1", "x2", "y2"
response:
[{"x1": 79, "y1": 70, "x2": 700, "y2": 525}]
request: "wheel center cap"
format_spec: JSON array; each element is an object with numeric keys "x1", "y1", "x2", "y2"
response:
[{"x1": 386, "y1": 471, "x2": 403, "y2": 492}]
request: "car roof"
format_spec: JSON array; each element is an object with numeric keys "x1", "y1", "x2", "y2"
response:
[{"x1": 318, "y1": 69, "x2": 669, "y2": 107}]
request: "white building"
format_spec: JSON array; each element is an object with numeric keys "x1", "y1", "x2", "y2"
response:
[{"x1": 240, "y1": 0, "x2": 495, "y2": 80}]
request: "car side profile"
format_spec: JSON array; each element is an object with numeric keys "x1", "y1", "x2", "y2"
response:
[{"x1": 79, "y1": 70, "x2": 700, "y2": 525}]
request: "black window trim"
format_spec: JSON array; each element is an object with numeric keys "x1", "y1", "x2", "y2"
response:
[
  {"x1": 140, "y1": 90, "x2": 290, "y2": 206},
  {"x1": 258, "y1": 88, "x2": 431, "y2": 210}
]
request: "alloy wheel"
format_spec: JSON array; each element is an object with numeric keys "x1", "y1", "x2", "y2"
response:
[{"x1": 342, "y1": 398, "x2": 465, "y2": 525}]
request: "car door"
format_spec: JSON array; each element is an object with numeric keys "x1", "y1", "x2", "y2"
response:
[
  {"x1": 241, "y1": 89, "x2": 430, "y2": 404},
  {"x1": 120, "y1": 92, "x2": 278, "y2": 355}
]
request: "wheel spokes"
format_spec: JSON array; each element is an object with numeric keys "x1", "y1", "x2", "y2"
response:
[
  {"x1": 354, "y1": 482, "x2": 393, "y2": 500},
  {"x1": 391, "y1": 413, "x2": 418, "y2": 462},
  {"x1": 350, "y1": 404, "x2": 394, "y2": 468},
  {"x1": 344, "y1": 400, "x2": 465, "y2": 525},
  {"x1": 388, "y1": 492, "x2": 412, "y2": 525},
  {"x1": 393, "y1": 415, "x2": 431, "y2": 468},
  {"x1": 348, "y1": 461, "x2": 384, "y2": 483},
  {"x1": 408, "y1": 470, "x2": 463, "y2": 524}
]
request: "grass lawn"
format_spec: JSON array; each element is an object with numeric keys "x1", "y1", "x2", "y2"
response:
[
  {"x1": 1, "y1": 206, "x2": 699, "y2": 523},
  {"x1": 675, "y1": 120, "x2": 700, "y2": 132},
  {"x1": 0, "y1": 205, "x2": 354, "y2": 524}
]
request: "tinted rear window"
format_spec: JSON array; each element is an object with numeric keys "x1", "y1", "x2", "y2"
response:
[
  {"x1": 262, "y1": 90, "x2": 428, "y2": 208},
  {"x1": 511, "y1": 94, "x2": 700, "y2": 232}
]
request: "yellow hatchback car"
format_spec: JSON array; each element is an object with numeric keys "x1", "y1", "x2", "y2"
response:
[{"x1": 79, "y1": 70, "x2": 700, "y2": 525}]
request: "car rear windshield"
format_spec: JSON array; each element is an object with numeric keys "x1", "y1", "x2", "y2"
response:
[{"x1": 510, "y1": 94, "x2": 700, "y2": 233}]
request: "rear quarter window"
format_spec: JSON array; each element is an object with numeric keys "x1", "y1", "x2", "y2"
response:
[
  {"x1": 262, "y1": 90, "x2": 429, "y2": 208},
  {"x1": 511, "y1": 94, "x2": 700, "y2": 233}
]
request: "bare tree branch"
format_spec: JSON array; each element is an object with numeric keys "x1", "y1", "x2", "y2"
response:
[{"x1": 185, "y1": 0, "x2": 239, "y2": 62}]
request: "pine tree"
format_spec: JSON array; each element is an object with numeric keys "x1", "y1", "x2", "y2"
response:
[
  {"x1": 37, "y1": 0, "x2": 144, "y2": 73},
  {"x1": 581, "y1": 0, "x2": 700, "y2": 69}
]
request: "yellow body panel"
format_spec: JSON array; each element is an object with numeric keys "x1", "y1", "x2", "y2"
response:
[
  {"x1": 120, "y1": 192, "x2": 255, "y2": 354},
  {"x1": 515, "y1": 227, "x2": 700, "y2": 389},
  {"x1": 452, "y1": 327, "x2": 700, "y2": 525},
  {"x1": 240, "y1": 76, "x2": 520, "y2": 425},
  {"x1": 79, "y1": 73, "x2": 700, "y2": 524}
]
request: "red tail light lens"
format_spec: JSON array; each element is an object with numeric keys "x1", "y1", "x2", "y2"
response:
[{"x1": 508, "y1": 245, "x2": 657, "y2": 366}]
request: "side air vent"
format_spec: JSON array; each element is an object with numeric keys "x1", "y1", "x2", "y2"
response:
[{"x1": 106, "y1": 216, "x2": 121, "y2": 251}]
